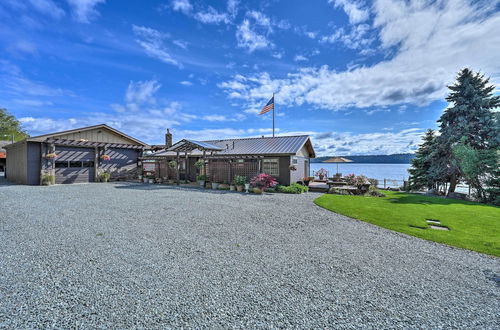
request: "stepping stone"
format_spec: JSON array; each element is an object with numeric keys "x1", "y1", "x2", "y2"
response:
[
  {"x1": 430, "y1": 225, "x2": 449, "y2": 231},
  {"x1": 426, "y1": 219, "x2": 441, "y2": 224}
]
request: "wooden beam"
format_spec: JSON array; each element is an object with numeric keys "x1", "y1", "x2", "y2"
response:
[
  {"x1": 176, "y1": 151, "x2": 180, "y2": 185},
  {"x1": 185, "y1": 150, "x2": 189, "y2": 182}
]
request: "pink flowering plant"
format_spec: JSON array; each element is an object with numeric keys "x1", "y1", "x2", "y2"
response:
[{"x1": 250, "y1": 173, "x2": 278, "y2": 189}]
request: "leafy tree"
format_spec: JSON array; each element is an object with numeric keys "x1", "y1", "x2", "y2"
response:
[
  {"x1": 434, "y1": 68, "x2": 500, "y2": 193},
  {"x1": 409, "y1": 129, "x2": 436, "y2": 190},
  {"x1": 0, "y1": 108, "x2": 28, "y2": 142}
]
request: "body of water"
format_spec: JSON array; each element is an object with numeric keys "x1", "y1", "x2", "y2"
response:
[{"x1": 310, "y1": 163, "x2": 411, "y2": 182}]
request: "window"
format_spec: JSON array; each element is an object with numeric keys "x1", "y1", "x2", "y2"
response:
[
  {"x1": 82, "y1": 161, "x2": 94, "y2": 168},
  {"x1": 55, "y1": 161, "x2": 68, "y2": 168},
  {"x1": 69, "y1": 161, "x2": 82, "y2": 168},
  {"x1": 292, "y1": 157, "x2": 298, "y2": 165},
  {"x1": 263, "y1": 158, "x2": 279, "y2": 177}
]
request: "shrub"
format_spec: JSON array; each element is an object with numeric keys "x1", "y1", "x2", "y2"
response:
[
  {"x1": 250, "y1": 173, "x2": 278, "y2": 189},
  {"x1": 234, "y1": 175, "x2": 247, "y2": 186},
  {"x1": 99, "y1": 172, "x2": 111, "y2": 182},
  {"x1": 196, "y1": 174, "x2": 208, "y2": 181},
  {"x1": 41, "y1": 173, "x2": 55, "y2": 185},
  {"x1": 365, "y1": 185, "x2": 386, "y2": 197},
  {"x1": 168, "y1": 160, "x2": 177, "y2": 169},
  {"x1": 328, "y1": 187, "x2": 350, "y2": 195},
  {"x1": 368, "y1": 178, "x2": 378, "y2": 187},
  {"x1": 194, "y1": 160, "x2": 205, "y2": 169},
  {"x1": 276, "y1": 183, "x2": 308, "y2": 194},
  {"x1": 344, "y1": 173, "x2": 356, "y2": 185}
]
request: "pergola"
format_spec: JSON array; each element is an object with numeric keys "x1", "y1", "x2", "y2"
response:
[{"x1": 167, "y1": 139, "x2": 223, "y2": 185}]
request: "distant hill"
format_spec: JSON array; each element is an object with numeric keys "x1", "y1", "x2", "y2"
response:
[{"x1": 312, "y1": 153, "x2": 415, "y2": 164}]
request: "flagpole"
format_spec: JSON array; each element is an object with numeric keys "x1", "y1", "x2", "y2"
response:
[{"x1": 272, "y1": 92, "x2": 275, "y2": 137}]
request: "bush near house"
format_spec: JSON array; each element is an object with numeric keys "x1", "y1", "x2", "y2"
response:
[{"x1": 276, "y1": 183, "x2": 309, "y2": 194}]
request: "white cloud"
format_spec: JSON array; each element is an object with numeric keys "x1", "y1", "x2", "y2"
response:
[
  {"x1": 171, "y1": 0, "x2": 238, "y2": 25},
  {"x1": 236, "y1": 19, "x2": 272, "y2": 52},
  {"x1": 132, "y1": 25, "x2": 181, "y2": 67},
  {"x1": 221, "y1": 0, "x2": 500, "y2": 110},
  {"x1": 194, "y1": 7, "x2": 230, "y2": 24},
  {"x1": 330, "y1": 0, "x2": 369, "y2": 24},
  {"x1": 171, "y1": 0, "x2": 192, "y2": 14},
  {"x1": 312, "y1": 128, "x2": 424, "y2": 156},
  {"x1": 180, "y1": 80, "x2": 192, "y2": 86},
  {"x1": 66, "y1": 0, "x2": 105, "y2": 23},
  {"x1": 320, "y1": 23, "x2": 374, "y2": 50},
  {"x1": 173, "y1": 39, "x2": 188, "y2": 49},
  {"x1": 14, "y1": 99, "x2": 53, "y2": 107},
  {"x1": 294, "y1": 55, "x2": 308, "y2": 62},
  {"x1": 29, "y1": 0, "x2": 65, "y2": 19},
  {"x1": 125, "y1": 80, "x2": 161, "y2": 107},
  {"x1": 202, "y1": 113, "x2": 246, "y2": 122}
]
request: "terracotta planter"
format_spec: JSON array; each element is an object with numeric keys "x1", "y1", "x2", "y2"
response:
[{"x1": 236, "y1": 185, "x2": 244, "y2": 192}]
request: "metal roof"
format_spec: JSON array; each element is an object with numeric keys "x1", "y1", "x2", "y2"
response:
[
  {"x1": 205, "y1": 135, "x2": 312, "y2": 156},
  {"x1": 167, "y1": 139, "x2": 223, "y2": 152},
  {"x1": 148, "y1": 135, "x2": 315, "y2": 158}
]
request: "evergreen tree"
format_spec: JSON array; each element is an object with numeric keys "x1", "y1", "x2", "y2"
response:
[
  {"x1": 409, "y1": 129, "x2": 436, "y2": 190},
  {"x1": 0, "y1": 108, "x2": 28, "y2": 142},
  {"x1": 434, "y1": 68, "x2": 500, "y2": 193}
]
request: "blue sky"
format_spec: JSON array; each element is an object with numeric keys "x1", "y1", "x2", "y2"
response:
[{"x1": 1, "y1": 0, "x2": 499, "y2": 155}]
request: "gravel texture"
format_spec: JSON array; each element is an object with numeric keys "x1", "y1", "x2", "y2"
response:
[{"x1": 0, "y1": 180, "x2": 499, "y2": 328}]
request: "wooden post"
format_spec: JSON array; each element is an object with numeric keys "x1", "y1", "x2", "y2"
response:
[
  {"x1": 94, "y1": 146, "x2": 99, "y2": 182},
  {"x1": 176, "y1": 151, "x2": 180, "y2": 185},
  {"x1": 203, "y1": 150, "x2": 206, "y2": 177},
  {"x1": 185, "y1": 151, "x2": 189, "y2": 182},
  {"x1": 228, "y1": 160, "x2": 232, "y2": 184},
  {"x1": 384, "y1": 179, "x2": 386, "y2": 189},
  {"x1": 258, "y1": 158, "x2": 262, "y2": 173}
]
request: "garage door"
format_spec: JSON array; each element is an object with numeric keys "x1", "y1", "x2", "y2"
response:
[{"x1": 54, "y1": 147, "x2": 95, "y2": 184}]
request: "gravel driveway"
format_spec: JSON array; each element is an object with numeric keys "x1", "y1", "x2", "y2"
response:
[{"x1": 0, "y1": 181, "x2": 499, "y2": 328}]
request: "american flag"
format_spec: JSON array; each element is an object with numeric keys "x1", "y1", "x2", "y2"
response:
[{"x1": 259, "y1": 95, "x2": 274, "y2": 115}]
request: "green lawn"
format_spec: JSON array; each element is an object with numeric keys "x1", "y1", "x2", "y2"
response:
[{"x1": 314, "y1": 191, "x2": 500, "y2": 257}]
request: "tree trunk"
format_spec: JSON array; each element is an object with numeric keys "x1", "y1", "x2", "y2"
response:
[{"x1": 448, "y1": 174, "x2": 457, "y2": 194}]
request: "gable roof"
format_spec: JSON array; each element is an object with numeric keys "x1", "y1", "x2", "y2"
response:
[
  {"x1": 149, "y1": 135, "x2": 315, "y2": 158},
  {"x1": 21, "y1": 124, "x2": 148, "y2": 147}
]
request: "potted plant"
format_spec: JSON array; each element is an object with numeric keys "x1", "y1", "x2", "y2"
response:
[
  {"x1": 234, "y1": 175, "x2": 246, "y2": 192},
  {"x1": 100, "y1": 154, "x2": 111, "y2": 161},
  {"x1": 302, "y1": 177, "x2": 311, "y2": 186},
  {"x1": 194, "y1": 160, "x2": 204, "y2": 171},
  {"x1": 289, "y1": 164, "x2": 297, "y2": 171},
  {"x1": 168, "y1": 160, "x2": 177, "y2": 169},
  {"x1": 196, "y1": 174, "x2": 208, "y2": 187},
  {"x1": 316, "y1": 168, "x2": 328, "y2": 181},
  {"x1": 99, "y1": 172, "x2": 111, "y2": 183},
  {"x1": 41, "y1": 171, "x2": 55, "y2": 185},
  {"x1": 211, "y1": 181, "x2": 220, "y2": 190},
  {"x1": 45, "y1": 153, "x2": 57, "y2": 159},
  {"x1": 250, "y1": 173, "x2": 278, "y2": 194}
]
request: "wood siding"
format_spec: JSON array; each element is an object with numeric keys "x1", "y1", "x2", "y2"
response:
[
  {"x1": 5, "y1": 142, "x2": 27, "y2": 184},
  {"x1": 26, "y1": 142, "x2": 41, "y2": 185},
  {"x1": 54, "y1": 128, "x2": 137, "y2": 145}
]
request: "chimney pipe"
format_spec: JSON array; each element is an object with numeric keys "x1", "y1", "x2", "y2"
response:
[{"x1": 165, "y1": 129, "x2": 173, "y2": 148}]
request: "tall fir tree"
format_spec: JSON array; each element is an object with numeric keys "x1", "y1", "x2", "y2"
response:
[
  {"x1": 433, "y1": 68, "x2": 500, "y2": 193},
  {"x1": 409, "y1": 129, "x2": 436, "y2": 190}
]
